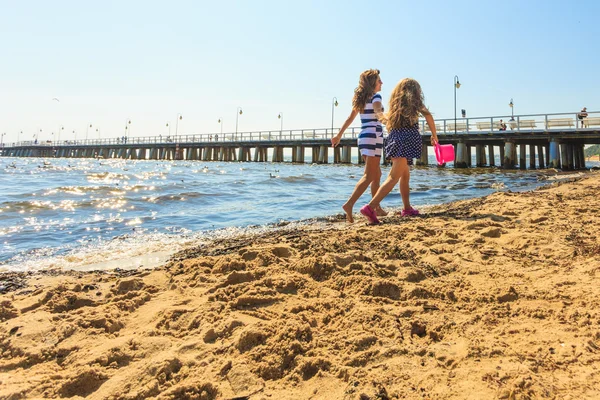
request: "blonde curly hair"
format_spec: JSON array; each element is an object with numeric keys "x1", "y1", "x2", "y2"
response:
[
  {"x1": 380, "y1": 78, "x2": 430, "y2": 130},
  {"x1": 352, "y1": 69, "x2": 380, "y2": 113}
]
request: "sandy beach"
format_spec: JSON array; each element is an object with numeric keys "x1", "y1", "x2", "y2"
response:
[{"x1": 1, "y1": 172, "x2": 600, "y2": 400}]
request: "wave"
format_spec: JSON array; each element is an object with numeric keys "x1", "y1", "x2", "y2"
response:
[
  {"x1": 86, "y1": 172, "x2": 131, "y2": 182},
  {"x1": 146, "y1": 192, "x2": 223, "y2": 203},
  {"x1": 45, "y1": 184, "x2": 154, "y2": 195},
  {"x1": 1, "y1": 197, "x2": 129, "y2": 212},
  {"x1": 0, "y1": 218, "x2": 337, "y2": 273},
  {"x1": 471, "y1": 183, "x2": 493, "y2": 189},
  {"x1": 273, "y1": 175, "x2": 319, "y2": 184}
]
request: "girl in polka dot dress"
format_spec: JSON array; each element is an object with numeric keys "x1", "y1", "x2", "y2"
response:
[{"x1": 359, "y1": 78, "x2": 439, "y2": 224}]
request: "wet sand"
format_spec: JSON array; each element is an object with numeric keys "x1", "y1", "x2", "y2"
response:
[{"x1": 1, "y1": 172, "x2": 600, "y2": 399}]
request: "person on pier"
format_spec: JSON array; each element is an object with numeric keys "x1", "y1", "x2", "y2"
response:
[
  {"x1": 499, "y1": 119, "x2": 507, "y2": 131},
  {"x1": 578, "y1": 107, "x2": 588, "y2": 128},
  {"x1": 331, "y1": 69, "x2": 387, "y2": 223},
  {"x1": 359, "y1": 78, "x2": 439, "y2": 224}
]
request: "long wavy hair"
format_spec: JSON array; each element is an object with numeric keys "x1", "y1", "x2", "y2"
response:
[
  {"x1": 380, "y1": 78, "x2": 429, "y2": 130},
  {"x1": 352, "y1": 69, "x2": 380, "y2": 113}
]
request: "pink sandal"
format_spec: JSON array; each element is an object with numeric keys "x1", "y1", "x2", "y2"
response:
[
  {"x1": 401, "y1": 207, "x2": 420, "y2": 217},
  {"x1": 360, "y1": 205, "x2": 381, "y2": 225}
]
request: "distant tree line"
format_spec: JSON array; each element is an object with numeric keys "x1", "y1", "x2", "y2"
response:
[{"x1": 584, "y1": 144, "x2": 600, "y2": 158}]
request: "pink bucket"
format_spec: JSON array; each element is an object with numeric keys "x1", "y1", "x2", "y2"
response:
[{"x1": 434, "y1": 143, "x2": 455, "y2": 165}]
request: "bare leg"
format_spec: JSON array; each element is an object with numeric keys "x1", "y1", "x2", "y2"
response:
[
  {"x1": 368, "y1": 162, "x2": 387, "y2": 216},
  {"x1": 398, "y1": 161, "x2": 411, "y2": 210},
  {"x1": 370, "y1": 163, "x2": 382, "y2": 197},
  {"x1": 342, "y1": 156, "x2": 381, "y2": 223},
  {"x1": 367, "y1": 158, "x2": 406, "y2": 210}
]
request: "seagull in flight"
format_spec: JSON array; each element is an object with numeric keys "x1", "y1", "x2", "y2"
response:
[{"x1": 52, "y1": 97, "x2": 60, "y2": 102}]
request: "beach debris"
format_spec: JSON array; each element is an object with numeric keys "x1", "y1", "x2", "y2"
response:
[{"x1": 0, "y1": 274, "x2": 28, "y2": 294}]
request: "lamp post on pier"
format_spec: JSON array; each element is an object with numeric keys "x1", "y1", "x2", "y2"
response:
[
  {"x1": 124, "y1": 119, "x2": 132, "y2": 141},
  {"x1": 1, "y1": 133, "x2": 5, "y2": 148},
  {"x1": 331, "y1": 97, "x2": 338, "y2": 138},
  {"x1": 58, "y1": 126, "x2": 64, "y2": 143},
  {"x1": 86, "y1": 124, "x2": 92, "y2": 141},
  {"x1": 454, "y1": 75, "x2": 461, "y2": 134},
  {"x1": 217, "y1": 118, "x2": 223, "y2": 137},
  {"x1": 278, "y1": 112, "x2": 283, "y2": 139},
  {"x1": 175, "y1": 114, "x2": 182, "y2": 142},
  {"x1": 509, "y1": 98, "x2": 514, "y2": 119},
  {"x1": 235, "y1": 107, "x2": 243, "y2": 140}
]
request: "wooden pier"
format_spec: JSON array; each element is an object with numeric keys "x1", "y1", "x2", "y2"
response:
[{"x1": 2, "y1": 111, "x2": 600, "y2": 170}]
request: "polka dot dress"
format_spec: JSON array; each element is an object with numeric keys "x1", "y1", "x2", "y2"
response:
[{"x1": 385, "y1": 124, "x2": 422, "y2": 165}]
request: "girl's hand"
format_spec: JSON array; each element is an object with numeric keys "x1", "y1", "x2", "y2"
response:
[
  {"x1": 331, "y1": 136, "x2": 341, "y2": 148},
  {"x1": 430, "y1": 135, "x2": 438, "y2": 146}
]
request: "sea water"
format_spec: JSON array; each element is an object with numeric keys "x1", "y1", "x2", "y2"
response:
[{"x1": 1, "y1": 156, "x2": 596, "y2": 272}]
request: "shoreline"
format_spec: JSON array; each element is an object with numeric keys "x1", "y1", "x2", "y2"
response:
[
  {"x1": 1, "y1": 172, "x2": 600, "y2": 398},
  {"x1": 1, "y1": 167, "x2": 595, "y2": 275},
  {"x1": 0, "y1": 167, "x2": 586, "y2": 283}
]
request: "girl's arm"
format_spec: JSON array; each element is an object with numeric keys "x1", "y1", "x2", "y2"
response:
[
  {"x1": 331, "y1": 109, "x2": 358, "y2": 147},
  {"x1": 421, "y1": 108, "x2": 438, "y2": 146},
  {"x1": 373, "y1": 101, "x2": 383, "y2": 119}
]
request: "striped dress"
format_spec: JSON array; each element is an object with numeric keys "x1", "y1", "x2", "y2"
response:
[{"x1": 357, "y1": 93, "x2": 384, "y2": 157}]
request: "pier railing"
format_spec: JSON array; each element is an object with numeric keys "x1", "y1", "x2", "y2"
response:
[
  {"x1": 418, "y1": 111, "x2": 599, "y2": 135},
  {"x1": 3, "y1": 111, "x2": 598, "y2": 148}
]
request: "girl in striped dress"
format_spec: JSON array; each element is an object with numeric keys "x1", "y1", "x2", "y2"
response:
[
  {"x1": 359, "y1": 78, "x2": 439, "y2": 224},
  {"x1": 331, "y1": 69, "x2": 387, "y2": 223}
]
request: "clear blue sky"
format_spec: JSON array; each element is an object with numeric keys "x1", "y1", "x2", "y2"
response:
[{"x1": 1, "y1": 0, "x2": 598, "y2": 142}]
